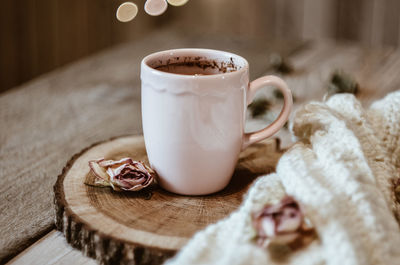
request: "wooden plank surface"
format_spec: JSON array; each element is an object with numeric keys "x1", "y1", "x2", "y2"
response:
[
  {"x1": 0, "y1": 28, "x2": 302, "y2": 263},
  {"x1": 5, "y1": 37, "x2": 400, "y2": 264},
  {"x1": 248, "y1": 40, "x2": 400, "y2": 147},
  {"x1": 7, "y1": 231, "x2": 96, "y2": 265}
]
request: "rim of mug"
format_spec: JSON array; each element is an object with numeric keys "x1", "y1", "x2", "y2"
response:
[{"x1": 141, "y1": 48, "x2": 249, "y2": 79}]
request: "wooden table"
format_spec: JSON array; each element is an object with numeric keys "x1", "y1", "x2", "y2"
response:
[{"x1": 2, "y1": 28, "x2": 400, "y2": 264}]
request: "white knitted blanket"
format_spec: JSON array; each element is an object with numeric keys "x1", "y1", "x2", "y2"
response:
[{"x1": 166, "y1": 91, "x2": 400, "y2": 265}]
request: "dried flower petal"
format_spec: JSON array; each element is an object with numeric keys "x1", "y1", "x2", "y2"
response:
[
  {"x1": 89, "y1": 159, "x2": 110, "y2": 182},
  {"x1": 88, "y1": 158, "x2": 154, "y2": 191},
  {"x1": 252, "y1": 196, "x2": 314, "y2": 248}
]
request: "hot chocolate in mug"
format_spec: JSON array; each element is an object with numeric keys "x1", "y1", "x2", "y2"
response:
[{"x1": 141, "y1": 48, "x2": 292, "y2": 195}]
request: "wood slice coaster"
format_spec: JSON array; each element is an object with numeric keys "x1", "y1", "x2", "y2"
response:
[{"x1": 54, "y1": 135, "x2": 284, "y2": 265}]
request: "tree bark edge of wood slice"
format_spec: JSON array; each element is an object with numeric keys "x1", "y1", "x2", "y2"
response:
[{"x1": 54, "y1": 135, "x2": 284, "y2": 265}]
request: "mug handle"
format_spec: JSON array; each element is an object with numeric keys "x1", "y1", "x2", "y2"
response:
[{"x1": 242, "y1": 75, "x2": 293, "y2": 150}]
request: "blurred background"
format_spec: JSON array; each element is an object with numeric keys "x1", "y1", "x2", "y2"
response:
[{"x1": 1, "y1": 0, "x2": 400, "y2": 93}]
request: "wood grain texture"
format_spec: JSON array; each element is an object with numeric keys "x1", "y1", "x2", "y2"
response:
[
  {"x1": 245, "y1": 40, "x2": 400, "y2": 148},
  {"x1": 0, "y1": 0, "x2": 168, "y2": 92},
  {"x1": 7, "y1": 231, "x2": 96, "y2": 265},
  {"x1": 53, "y1": 135, "x2": 283, "y2": 265},
  {"x1": 3, "y1": 0, "x2": 400, "y2": 92},
  {"x1": 0, "y1": 28, "x2": 302, "y2": 263},
  {"x1": 302, "y1": 0, "x2": 337, "y2": 40},
  {"x1": 0, "y1": 0, "x2": 19, "y2": 90},
  {"x1": 285, "y1": 41, "x2": 400, "y2": 106}
]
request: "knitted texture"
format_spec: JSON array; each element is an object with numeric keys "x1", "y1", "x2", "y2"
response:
[{"x1": 165, "y1": 91, "x2": 400, "y2": 265}]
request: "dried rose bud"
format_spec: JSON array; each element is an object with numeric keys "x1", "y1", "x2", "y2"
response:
[
  {"x1": 252, "y1": 196, "x2": 313, "y2": 248},
  {"x1": 88, "y1": 158, "x2": 154, "y2": 191}
]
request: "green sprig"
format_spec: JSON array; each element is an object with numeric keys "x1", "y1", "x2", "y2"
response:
[
  {"x1": 269, "y1": 53, "x2": 294, "y2": 74},
  {"x1": 328, "y1": 70, "x2": 359, "y2": 95},
  {"x1": 248, "y1": 98, "x2": 271, "y2": 118}
]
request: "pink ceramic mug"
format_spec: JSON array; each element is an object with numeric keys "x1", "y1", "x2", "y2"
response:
[{"x1": 141, "y1": 48, "x2": 292, "y2": 195}]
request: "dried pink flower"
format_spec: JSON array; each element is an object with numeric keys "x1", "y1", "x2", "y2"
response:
[
  {"x1": 88, "y1": 158, "x2": 154, "y2": 191},
  {"x1": 252, "y1": 196, "x2": 314, "y2": 248}
]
